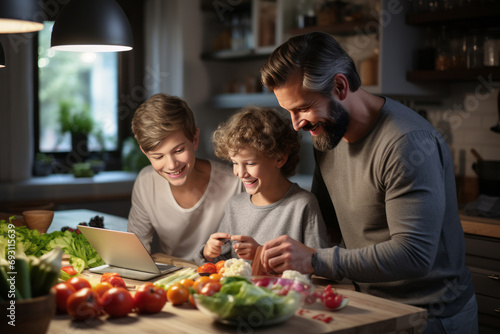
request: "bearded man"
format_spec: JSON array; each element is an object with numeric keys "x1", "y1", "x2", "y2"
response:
[{"x1": 259, "y1": 32, "x2": 477, "y2": 334}]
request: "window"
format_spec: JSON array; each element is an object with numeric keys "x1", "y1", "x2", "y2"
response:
[{"x1": 37, "y1": 21, "x2": 119, "y2": 156}]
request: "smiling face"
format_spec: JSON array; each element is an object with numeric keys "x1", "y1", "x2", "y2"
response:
[
  {"x1": 142, "y1": 129, "x2": 199, "y2": 187},
  {"x1": 274, "y1": 73, "x2": 349, "y2": 151},
  {"x1": 230, "y1": 145, "x2": 285, "y2": 204}
]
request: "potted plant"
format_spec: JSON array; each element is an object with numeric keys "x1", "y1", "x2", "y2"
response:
[
  {"x1": 33, "y1": 153, "x2": 53, "y2": 176},
  {"x1": 58, "y1": 100, "x2": 93, "y2": 160},
  {"x1": 72, "y1": 162, "x2": 94, "y2": 178}
]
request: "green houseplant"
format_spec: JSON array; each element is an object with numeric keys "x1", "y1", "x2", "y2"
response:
[
  {"x1": 58, "y1": 101, "x2": 93, "y2": 159},
  {"x1": 33, "y1": 153, "x2": 53, "y2": 176}
]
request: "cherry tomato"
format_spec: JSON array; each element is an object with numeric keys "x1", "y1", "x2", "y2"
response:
[
  {"x1": 52, "y1": 282, "x2": 76, "y2": 313},
  {"x1": 100, "y1": 272, "x2": 120, "y2": 283},
  {"x1": 208, "y1": 273, "x2": 222, "y2": 282},
  {"x1": 93, "y1": 282, "x2": 113, "y2": 298},
  {"x1": 196, "y1": 263, "x2": 217, "y2": 276},
  {"x1": 101, "y1": 287, "x2": 134, "y2": 318},
  {"x1": 66, "y1": 277, "x2": 92, "y2": 291},
  {"x1": 189, "y1": 293, "x2": 197, "y2": 308},
  {"x1": 215, "y1": 260, "x2": 225, "y2": 274},
  {"x1": 167, "y1": 284, "x2": 189, "y2": 305},
  {"x1": 179, "y1": 278, "x2": 194, "y2": 288},
  {"x1": 323, "y1": 294, "x2": 343, "y2": 310},
  {"x1": 107, "y1": 276, "x2": 127, "y2": 289},
  {"x1": 66, "y1": 287, "x2": 102, "y2": 321},
  {"x1": 62, "y1": 265, "x2": 78, "y2": 276},
  {"x1": 134, "y1": 283, "x2": 167, "y2": 314},
  {"x1": 199, "y1": 282, "x2": 221, "y2": 297},
  {"x1": 193, "y1": 276, "x2": 211, "y2": 293}
]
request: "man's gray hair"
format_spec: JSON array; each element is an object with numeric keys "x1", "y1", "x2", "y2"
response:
[{"x1": 261, "y1": 32, "x2": 361, "y2": 95}]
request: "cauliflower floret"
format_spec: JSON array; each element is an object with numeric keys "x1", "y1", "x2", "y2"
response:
[
  {"x1": 281, "y1": 270, "x2": 312, "y2": 285},
  {"x1": 223, "y1": 258, "x2": 252, "y2": 278}
]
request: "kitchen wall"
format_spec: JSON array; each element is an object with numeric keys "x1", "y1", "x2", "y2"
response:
[{"x1": 424, "y1": 84, "x2": 500, "y2": 178}]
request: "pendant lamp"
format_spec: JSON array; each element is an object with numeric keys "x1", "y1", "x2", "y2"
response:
[
  {"x1": 0, "y1": 42, "x2": 5, "y2": 68},
  {"x1": 0, "y1": 0, "x2": 44, "y2": 34},
  {"x1": 51, "y1": 0, "x2": 133, "y2": 52},
  {"x1": 0, "y1": 0, "x2": 44, "y2": 33}
]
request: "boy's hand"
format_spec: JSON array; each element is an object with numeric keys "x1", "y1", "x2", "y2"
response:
[
  {"x1": 232, "y1": 235, "x2": 260, "y2": 260},
  {"x1": 203, "y1": 232, "x2": 231, "y2": 261}
]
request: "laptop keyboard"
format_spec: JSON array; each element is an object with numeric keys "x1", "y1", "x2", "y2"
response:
[{"x1": 156, "y1": 263, "x2": 183, "y2": 274}]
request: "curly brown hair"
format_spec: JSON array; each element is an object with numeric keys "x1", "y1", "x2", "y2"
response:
[
  {"x1": 213, "y1": 106, "x2": 300, "y2": 178},
  {"x1": 131, "y1": 94, "x2": 197, "y2": 152}
]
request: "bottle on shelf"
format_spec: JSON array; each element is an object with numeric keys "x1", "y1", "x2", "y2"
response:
[{"x1": 466, "y1": 29, "x2": 483, "y2": 69}]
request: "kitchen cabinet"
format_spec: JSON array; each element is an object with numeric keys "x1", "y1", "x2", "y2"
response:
[
  {"x1": 464, "y1": 233, "x2": 500, "y2": 333},
  {"x1": 406, "y1": 3, "x2": 500, "y2": 82}
]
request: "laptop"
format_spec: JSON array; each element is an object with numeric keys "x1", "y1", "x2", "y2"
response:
[{"x1": 78, "y1": 225, "x2": 183, "y2": 280}]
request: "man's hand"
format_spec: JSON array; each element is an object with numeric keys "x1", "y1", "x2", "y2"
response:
[
  {"x1": 232, "y1": 235, "x2": 260, "y2": 260},
  {"x1": 261, "y1": 235, "x2": 316, "y2": 274},
  {"x1": 203, "y1": 232, "x2": 231, "y2": 262}
]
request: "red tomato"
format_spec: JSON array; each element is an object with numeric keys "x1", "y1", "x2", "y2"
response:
[
  {"x1": 215, "y1": 260, "x2": 225, "y2": 274},
  {"x1": 107, "y1": 276, "x2": 127, "y2": 289},
  {"x1": 134, "y1": 283, "x2": 167, "y2": 314},
  {"x1": 193, "y1": 276, "x2": 211, "y2": 293},
  {"x1": 52, "y1": 282, "x2": 76, "y2": 313},
  {"x1": 323, "y1": 294, "x2": 343, "y2": 310},
  {"x1": 66, "y1": 277, "x2": 92, "y2": 291},
  {"x1": 196, "y1": 263, "x2": 217, "y2": 276},
  {"x1": 199, "y1": 282, "x2": 221, "y2": 296},
  {"x1": 62, "y1": 265, "x2": 78, "y2": 276},
  {"x1": 101, "y1": 287, "x2": 134, "y2": 318},
  {"x1": 66, "y1": 288, "x2": 102, "y2": 321},
  {"x1": 100, "y1": 272, "x2": 120, "y2": 283}
]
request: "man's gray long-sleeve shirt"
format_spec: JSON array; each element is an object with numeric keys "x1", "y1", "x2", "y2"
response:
[{"x1": 312, "y1": 97, "x2": 474, "y2": 317}]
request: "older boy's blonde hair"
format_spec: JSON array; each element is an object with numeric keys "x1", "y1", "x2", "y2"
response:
[
  {"x1": 213, "y1": 106, "x2": 300, "y2": 178},
  {"x1": 131, "y1": 94, "x2": 197, "y2": 152}
]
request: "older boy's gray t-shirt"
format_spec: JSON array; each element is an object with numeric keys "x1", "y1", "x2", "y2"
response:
[
  {"x1": 194, "y1": 183, "x2": 329, "y2": 265},
  {"x1": 313, "y1": 97, "x2": 474, "y2": 317}
]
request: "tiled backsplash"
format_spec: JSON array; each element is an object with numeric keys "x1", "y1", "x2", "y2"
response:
[{"x1": 423, "y1": 85, "x2": 500, "y2": 178}]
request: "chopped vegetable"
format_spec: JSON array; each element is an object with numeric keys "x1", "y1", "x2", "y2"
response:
[
  {"x1": 223, "y1": 258, "x2": 251, "y2": 279},
  {"x1": 194, "y1": 278, "x2": 304, "y2": 322},
  {"x1": 154, "y1": 268, "x2": 199, "y2": 292}
]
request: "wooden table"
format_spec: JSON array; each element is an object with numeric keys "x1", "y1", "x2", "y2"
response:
[{"x1": 47, "y1": 254, "x2": 427, "y2": 334}]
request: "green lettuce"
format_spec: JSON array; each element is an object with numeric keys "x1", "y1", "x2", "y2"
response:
[
  {"x1": 197, "y1": 280, "x2": 301, "y2": 322},
  {"x1": 0, "y1": 217, "x2": 104, "y2": 269}
]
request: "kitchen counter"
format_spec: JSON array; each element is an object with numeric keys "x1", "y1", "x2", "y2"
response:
[
  {"x1": 46, "y1": 254, "x2": 427, "y2": 334},
  {"x1": 460, "y1": 213, "x2": 500, "y2": 239}
]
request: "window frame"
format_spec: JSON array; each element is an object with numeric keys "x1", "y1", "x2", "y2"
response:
[{"x1": 33, "y1": 0, "x2": 145, "y2": 174}]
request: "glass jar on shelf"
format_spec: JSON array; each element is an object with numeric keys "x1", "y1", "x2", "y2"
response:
[
  {"x1": 435, "y1": 25, "x2": 452, "y2": 71},
  {"x1": 483, "y1": 27, "x2": 500, "y2": 67}
]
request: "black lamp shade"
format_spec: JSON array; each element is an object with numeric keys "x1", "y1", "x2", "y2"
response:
[
  {"x1": 0, "y1": 42, "x2": 5, "y2": 68},
  {"x1": 51, "y1": 0, "x2": 133, "y2": 52},
  {"x1": 0, "y1": 0, "x2": 44, "y2": 33}
]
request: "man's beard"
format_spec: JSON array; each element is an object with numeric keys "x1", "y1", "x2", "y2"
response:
[{"x1": 311, "y1": 97, "x2": 349, "y2": 152}]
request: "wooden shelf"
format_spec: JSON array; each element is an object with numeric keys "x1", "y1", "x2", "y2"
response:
[
  {"x1": 201, "y1": 49, "x2": 272, "y2": 61},
  {"x1": 211, "y1": 93, "x2": 279, "y2": 109},
  {"x1": 288, "y1": 19, "x2": 376, "y2": 36},
  {"x1": 407, "y1": 67, "x2": 500, "y2": 82},
  {"x1": 406, "y1": 4, "x2": 500, "y2": 26}
]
